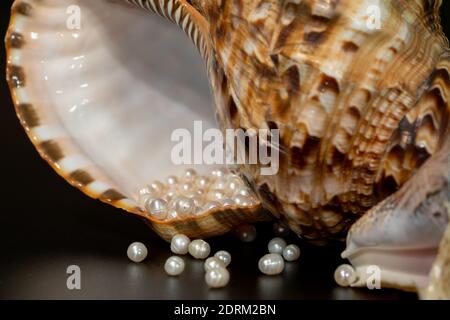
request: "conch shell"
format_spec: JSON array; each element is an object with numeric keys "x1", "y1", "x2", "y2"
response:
[{"x1": 6, "y1": 0, "x2": 450, "y2": 296}]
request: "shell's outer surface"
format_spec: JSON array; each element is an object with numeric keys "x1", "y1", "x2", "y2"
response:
[{"x1": 197, "y1": 0, "x2": 450, "y2": 242}]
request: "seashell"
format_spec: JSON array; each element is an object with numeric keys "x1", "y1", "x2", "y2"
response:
[{"x1": 5, "y1": 0, "x2": 450, "y2": 295}]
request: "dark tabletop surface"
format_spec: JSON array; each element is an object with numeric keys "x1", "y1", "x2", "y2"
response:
[{"x1": 0, "y1": 0, "x2": 449, "y2": 300}]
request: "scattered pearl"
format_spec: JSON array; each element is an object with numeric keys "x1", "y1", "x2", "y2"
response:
[
  {"x1": 235, "y1": 224, "x2": 257, "y2": 242},
  {"x1": 273, "y1": 222, "x2": 290, "y2": 237},
  {"x1": 214, "y1": 250, "x2": 231, "y2": 267},
  {"x1": 166, "y1": 175, "x2": 178, "y2": 186},
  {"x1": 184, "y1": 168, "x2": 197, "y2": 180},
  {"x1": 127, "y1": 242, "x2": 148, "y2": 263},
  {"x1": 174, "y1": 196, "x2": 194, "y2": 216},
  {"x1": 205, "y1": 268, "x2": 230, "y2": 288},
  {"x1": 145, "y1": 198, "x2": 168, "y2": 220},
  {"x1": 258, "y1": 253, "x2": 284, "y2": 275},
  {"x1": 334, "y1": 264, "x2": 357, "y2": 287},
  {"x1": 171, "y1": 234, "x2": 191, "y2": 255},
  {"x1": 268, "y1": 237, "x2": 287, "y2": 254},
  {"x1": 234, "y1": 195, "x2": 254, "y2": 206},
  {"x1": 282, "y1": 244, "x2": 300, "y2": 261},
  {"x1": 164, "y1": 256, "x2": 185, "y2": 276},
  {"x1": 188, "y1": 239, "x2": 211, "y2": 259},
  {"x1": 204, "y1": 257, "x2": 225, "y2": 272}
]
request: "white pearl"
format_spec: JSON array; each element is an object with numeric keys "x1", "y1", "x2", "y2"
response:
[
  {"x1": 211, "y1": 179, "x2": 227, "y2": 190},
  {"x1": 282, "y1": 244, "x2": 300, "y2": 261},
  {"x1": 235, "y1": 224, "x2": 257, "y2": 242},
  {"x1": 212, "y1": 168, "x2": 226, "y2": 178},
  {"x1": 188, "y1": 239, "x2": 211, "y2": 259},
  {"x1": 166, "y1": 175, "x2": 178, "y2": 186},
  {"x1": 127, "y1": 242, "x2": 148, "y2": 263},
  {"x1": 205, "y1": 268, "x2": 230, "y2": 288},
  {"x1": 214, "y1": 250, "x2": 231, "y2": 267},
  {"x1": 184, "y1": 168, "x2": 197, "y2": 180},
  {"x1": 334, "y1": 264, "x2": 357, "y2": 287},
  {"x1": 234, "y1": 187, "x2": 251, "y2": 197},
  {"x1": 173, "y1": 196, "x2": 194, "y2": 216},
  {"x1": 171, "y1": 234, "x2": 191, "y2": 255},
  {"x1": 204, "y1": 201, "x2": 221, "y2": 211},
  {"x1": 273, "y1": 222, "x2": 290, "y2": 237},
  {"x1": 178, "y1": 182, "x2": 193, "y2": 195},
  {"x1": 204, "y1": 257, "x2": 225, "y2": 272},
  {"x1": 148, "y1": 180, "x2": 165, "y2": 197},
  {"x1": 139, "y1": 186, "x2": 151, "y2": 197},
  {"x1": 164, "y1": 256, "x2": 185, "y2": 276},
  {"x1": 258, "y1": 253, "x2": 284, "y2": 275},
  {"x1": 167, "y1": 208, "x2": 178, "y2": 220},
  {"x1": 234, "y1": 195, "x2": 254, "y2": 206},
  {"x1": 268, "y1": 237, "x2": 287, "y2": 254},
  {"x1": 221, "y1": 199, "x2": 235, "y2": 207},
  {"x1": 164, "y1": 188, "x2": 177, "y2": 202},
  {"x1": 207, "y1": 189, "x2": 225, "y2": 201},
  {"x1": 145, "y1": 198, "x2": 168, "y2": 220},
  {"x1": 195, "y1": 176, "x2": 210, "y2": 189}
]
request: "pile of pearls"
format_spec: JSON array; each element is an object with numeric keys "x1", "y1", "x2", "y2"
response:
[
  {"x1": 258, "y1": 237, "x2": 301, "y2": 275},
  {"x1": 138, "y1": 167, "x2": 257, "y2": 221}
]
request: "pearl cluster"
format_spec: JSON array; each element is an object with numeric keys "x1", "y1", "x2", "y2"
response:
[
  {"x1": 258, "y1": 237, "x2": 301, "y2": 275},
  {"x1": 138, "y1": 168, "x2": 257, "y2": 221}
]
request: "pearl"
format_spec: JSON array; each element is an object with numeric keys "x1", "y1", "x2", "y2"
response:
[
  {"x1": 258, "y1": 253, "x2": 284, "y2": 275},
  {"x1": 282, "y1": 244, "x2": 300, "y2": 261},
  {"x1": 139, "y1": 186, "x2": 151, "y2": 197},
  {"x1": 171, "y1": 234, "x2": 191, "y2": 255},
  {"x1": 234, "y1": 195, "x2": 254, "y2": 206},
  {"x1": 127, "y1": 242, "x2": 148, "y2": 263},
  {"x1": 205, "y1": 268, "x2": 230, "y2": 288},
  {"x1": 235, "y1": 224, "x2": 257, "y2": 242},
  {"x1": 164, "y1": 256, "x2": 185, "y2": 276},
  {"x1": 234, "y1": 187, "x2": 251, "y2": 197},
  {"x1": 273, "y1": 222, "x2": 290, "y2": 237},
  {"x1": 268, "y1": 237, "x2": 287, "y2": 254},
  {"x1": 148, "y1": 180, "x2": 165, "y2": 197},
  {"x1": 221, "y1": 199, "x2": 235, "y2": 207},
  {"x1": 212, "y1": 168, "x2": 227, "y2": 178},
  {"x1": 184, "y1": 168, "x2": 197, "y2": 180},
  {"x1": 334, "y1": 264, "x2": 357, "y2": 287},
  {"x1": 173, "y1": 196, "x2": 194, "y2": 216},
  {"x1": 145, "y1": 198, "x2": 168, "y2": 220},
  {"x1": 214, "y1": 250, "x2": 231, "y2": 267},
  {"x1": 204, "y1": 201, "x2": 221, "y2": 211},
  {"x1": 164, "y1": 188, "x2": 177, "y2": 202},
  {"x1": 207, "y1": 189, "x2": 225, "y2": 201},
  {"x1": 204, "y1": 257, "x2": 225, "y2": 272},
  {"x1": 188, "y1": 239, "x2": 211, "y2": 259},
  {"x1": 227, "y1": 175, "x2": 243, "y2": 192},
  {"x1": 195, "y1": 176, "x2": 210, "y2": 189},
  {"x1": 167, "y1": 208, "x2": 179, "y2": 220},
  {"x1": 211, "y1": 179, "x2": 227, "y2": 190},
  {"x1": 166, "y1": 175, "x2": 178, "y2": 186},
  {"x1": 178, "y1": 182, "x2": 193, "y2": 195}
]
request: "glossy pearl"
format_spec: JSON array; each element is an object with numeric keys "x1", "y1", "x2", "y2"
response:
[
  {"x1": 171, "y1": 234, "x2": 191, "y2": 255},
  {"x1": 282, "y1": 244, "x2": 300, "y2": 261},
  {"x1": 268, "y1": 237, "x2": 287, "y2": 254},
  {"x1": 164, "y1": 256, "x2": 185, "y2": 276},
  {"x1": 334, "y1": 264, "x2": 357, "y2": 287},
  {"x1": 188, "y1": 239, "x2": 211, "y2": 259},
  {"x1": 166, "y1": 175, "x2": 178, "y2": 186},
  {"x1": 227, "y1": 175, "x2": 242, "y2": 192},
  {"x1": 234, "y1": 187, "x2": 251, "y2": 197},
  {"x1": 221, "y1": 199, "x2": 235, "y2": 207},
  {"x1": 174, "y1": 196, "x2": 194, "y2": 216},
  {"x1": 184, "y1": 168, "x2": 197, "y2": 180},
  {"x1": 207, "y1": 189, "x2": 225, "y2": 201},
  {"x1": 178, "y1": 182, "x2": 193, "y2": 194},
  {"x1": 211, "y1": 179, "x2": 227, "y2": 190},
  {"x1": 148, "y1": 180, "x2": 165, "y2": 197},
  {"x1": 235, "y1": 224, "x2": 257, "y2": 242},
  {"x1": 214, "y1": 250, "x2": 231, "y2": 267},
  {"x1": 195, "y1": 176, "x2": 210, "y2": 189},
  {"x1": 145, "y1": 198, "x2": 168, "y2": 220},
  {"x1": 258, "y1": 253, "x2": 284, "y2": 275},
  {"x1": 273, "y1": 222, "x2": 290, "y2": 237},
  {"x1": 234, "y1": 195, "x2": 254, "y2": 206},
  {"x1": 127, "y1": 242, "x2": 148, "y2": 263},
  {"x1": 204, "y1": 257, "x2": 225, "y2": 272},
  {"x1": 167, "y1": 208, "x2": 178, "y2": 220},
  {"x1": 212, "y1": 168, "x2": 227, "y2": 178},
  {"x1": 205, "y1": 268, "x2": 230, "y2": 288},
  {"x1": 204, "y1": 201, "x2": 221, "y2": 211}
]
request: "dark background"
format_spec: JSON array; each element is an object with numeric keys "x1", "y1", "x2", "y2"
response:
[{"x1": 0, "y1": 0, "x2": 448, "y2": 300}]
